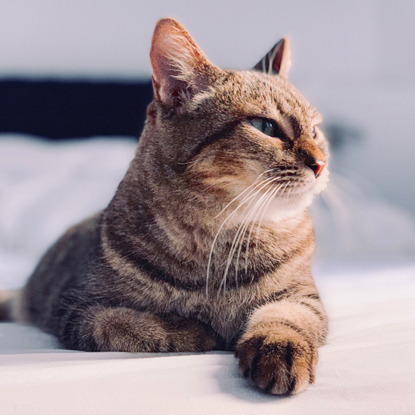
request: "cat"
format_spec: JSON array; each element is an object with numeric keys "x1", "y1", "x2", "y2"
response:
[{"x1": 2, "y1": 18, "x2": 329, "y2": 396}]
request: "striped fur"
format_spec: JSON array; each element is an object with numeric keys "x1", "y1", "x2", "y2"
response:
[{"x1": 9, "y1": 19, "x2": 329, "y2": 395}]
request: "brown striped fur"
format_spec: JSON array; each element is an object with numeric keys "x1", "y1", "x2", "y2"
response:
[{"x1": 6, "y1": 19, "x2": 329, "y2": 395}]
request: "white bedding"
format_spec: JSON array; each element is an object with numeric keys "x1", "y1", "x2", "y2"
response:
[{"x1": 1, "y1": 135, "x2": 415, "y2": 414}]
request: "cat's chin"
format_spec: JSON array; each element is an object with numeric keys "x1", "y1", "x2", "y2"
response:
[
  {"x1": 263, "y1": 178, "x2": 327, "y2": 223},
  {"x1": 265, "y1": 194, "x2": 315, "y2": 223}
]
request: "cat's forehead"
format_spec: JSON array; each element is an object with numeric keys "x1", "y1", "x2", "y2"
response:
[{"x1": 203, "y1": 70, "x2": 320, "y2": 127}]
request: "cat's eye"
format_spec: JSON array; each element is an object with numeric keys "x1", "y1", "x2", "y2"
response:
[
  {"x1": 312, "y1": 127, "x2": 317, "y2": 139},
  {"x1": 248, "y1": 118, "x2": 288, "y2": 141},
  {"x1": 249, "y1": 118, "x2": 273, "y2": 136}
]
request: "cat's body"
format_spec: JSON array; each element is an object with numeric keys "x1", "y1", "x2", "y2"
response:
[{"x1": 4, "y1": 19, "x2": 329, "y2": 395}]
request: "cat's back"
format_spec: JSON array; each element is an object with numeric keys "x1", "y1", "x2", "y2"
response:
[{"x1": 18, "y1": 213, "x2": 103, "y2": 327}]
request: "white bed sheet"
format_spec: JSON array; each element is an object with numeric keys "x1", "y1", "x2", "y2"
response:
[
  {"x1": 1, "y1": 263, "x2": 414, "y2": 415},
  {"x1": 1, "y1": 135, "x2": 415, "y2": 414}
]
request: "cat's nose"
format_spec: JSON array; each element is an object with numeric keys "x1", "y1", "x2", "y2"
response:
[{"x1": 307, "y1": 159, "x2": 326, "y2": 178}]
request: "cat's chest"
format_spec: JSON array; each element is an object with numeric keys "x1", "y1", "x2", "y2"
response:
[
  {"x1": 112, "y1": 271, "x2": 262, "y2": 343},
  {"x1": 151, "y1": 278, "x2": 277, "y2": 344},
  {"x1": 101, "y1": 222, "x2": 309, "y2": 342}
]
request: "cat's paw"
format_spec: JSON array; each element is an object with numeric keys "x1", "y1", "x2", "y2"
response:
[{"x1": 236, "y1": 329, "x2": 317, "y2": 395}]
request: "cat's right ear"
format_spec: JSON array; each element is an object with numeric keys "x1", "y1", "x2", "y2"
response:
[
  {"x1": 253, "y1": 38, "x2": 291, "y2": 79},
  {"x1": 150, "y1": 18, "x2": 216, "y2": 108}
]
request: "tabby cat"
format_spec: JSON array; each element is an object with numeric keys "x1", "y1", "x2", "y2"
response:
[{"x1": 4, "y1": 18, "x2": 329, "y2": 395}]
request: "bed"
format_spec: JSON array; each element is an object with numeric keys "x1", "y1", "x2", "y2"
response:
[{"x1": 1, "y1": 135, "x2": 415, "y2": 415}]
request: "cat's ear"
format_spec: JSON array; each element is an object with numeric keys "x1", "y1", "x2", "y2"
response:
[
  {"x1": 253, "y1": 38, "x2": 291, "y2": 79},
  {"x1": 150, "y1": 18, "x2": 215, "y2": 108}
]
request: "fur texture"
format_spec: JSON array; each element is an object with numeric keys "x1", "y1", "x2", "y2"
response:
[{"x1": 5, "y1": 18, "x2": 329, "y2": 395}]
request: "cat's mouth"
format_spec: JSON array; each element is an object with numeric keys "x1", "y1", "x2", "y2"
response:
[
  {"x1": 218, "y1": 167, "x2": 328, "y2": 225},
  {"x1": 268, "y1": 167, "x2": 329, "y2": 198},
  {"x1": 258, "y1": 170, "x2": 328, "y2": 218}
]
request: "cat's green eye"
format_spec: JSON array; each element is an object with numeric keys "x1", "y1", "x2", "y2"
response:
[
  {"x1": 248, "y1": 118, "x2": 287, "y2": 141},
  {"x1": 249, "y1": 118, "x2": 273, "y2": 136}
]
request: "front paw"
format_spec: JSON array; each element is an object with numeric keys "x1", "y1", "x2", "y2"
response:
[{"x1": 236, "y1": 329, "x2": 317, "y2": 395}]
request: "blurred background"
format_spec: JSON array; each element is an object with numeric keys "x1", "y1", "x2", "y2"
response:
[{"x1": 1, "y1": 0, "x2": 414, "y2": 286}]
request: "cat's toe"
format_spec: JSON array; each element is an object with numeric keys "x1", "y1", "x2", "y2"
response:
[{"x1": 236, "y1": 333, "x2": 317, "y2": 395}]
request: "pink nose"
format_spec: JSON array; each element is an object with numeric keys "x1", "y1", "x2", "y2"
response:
[{"x1": 309, "y1": 159, "x2": 326, "y2": 178}]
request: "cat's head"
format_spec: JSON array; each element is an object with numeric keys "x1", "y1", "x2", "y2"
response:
[{"x1": 140, "y1": 18, "x2": 329, "y2": 225}]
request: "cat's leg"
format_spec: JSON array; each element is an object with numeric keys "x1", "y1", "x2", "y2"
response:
[
  {"x1": 236, "y1": 291, "x2": 327, "y2": 395},
  {"x1": 57, "y1": 306, "x2": 218, "y2": 352}
]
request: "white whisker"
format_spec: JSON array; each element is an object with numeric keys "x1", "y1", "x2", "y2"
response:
[
  {"x1": 206, "y1": 173, "x2": 278, "y2": 293},
  {"x1": 214, "y1": 169, "x2": 274, "y2": 219},
  {"x1": 256, "y1": 181, "x2": 289, "y2": 236},
  {"x1": 218, "y1": 177, "x2": 280, "y2": 293},
  {"x1": 236, "y1": 185, "x2": 277, "y2": 279},
  {"x1": 244, "y1": 182, "x2": 286, "y2": 273},
  {"x1": 232, "y1": 189, "x2": 273, "y2": 285}
]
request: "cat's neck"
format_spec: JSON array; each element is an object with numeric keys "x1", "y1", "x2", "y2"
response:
[{"x1": 103, "y1": 162, "x2": 312, "y2": 279}]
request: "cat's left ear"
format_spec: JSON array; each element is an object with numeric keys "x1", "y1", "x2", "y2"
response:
[
  {"x1": 253, "y1": 38, "x2": 291, "y2": 79},
  {"x1": 150, "y1": 18, "x2": 218, "y2": 108}
]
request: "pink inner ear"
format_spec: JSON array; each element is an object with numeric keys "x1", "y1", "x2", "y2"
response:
[
  {"x1": 275, "y1": 38, "x2": 291, "y2": 79},
  {"x1": 253, "y1": 38, "x2": 291, "y2": 78},
  {"x1": 150, "y1": 19, "x2": 206, "y2": 83},
  {"x1": 272, "y1": 42, "x2": 285, "y2": 73},
  {"x1": 150, "y1": 18, "x2": 210, "y2": 106}
]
